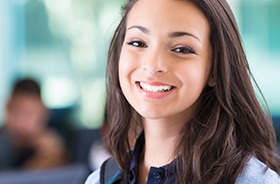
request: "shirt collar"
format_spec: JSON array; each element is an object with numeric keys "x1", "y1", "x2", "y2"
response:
[{"x1": 130, "y1": 131, "x2": 145, "y2": 171}]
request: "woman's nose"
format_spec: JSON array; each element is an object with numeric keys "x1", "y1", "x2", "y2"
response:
[{"x1": 142, "y1": 49, "x2": 168, "y2": 74}]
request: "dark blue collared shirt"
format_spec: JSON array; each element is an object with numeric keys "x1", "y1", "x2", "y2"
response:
[
  {"x1": 85, "y1": 131, "x2": 280, "y2": 183},
  {"x1": 128, "y1": 131, "x2": 176, "y2": 184}
]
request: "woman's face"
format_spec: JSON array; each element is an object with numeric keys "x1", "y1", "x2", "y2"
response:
[{"x1": 119, "y1": 0, "x2": 212, "y2": 124}]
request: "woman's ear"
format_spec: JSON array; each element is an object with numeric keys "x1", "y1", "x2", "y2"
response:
[{"x1": 208, "y1": 74, "x2": 215, "y2": 87}]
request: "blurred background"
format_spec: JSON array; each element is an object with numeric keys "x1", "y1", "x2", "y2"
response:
[
  {"x1": 0, "y1": 0, "x2": 279, "y2": 183},
  {"x1": 0, "y1": 0, "x2": 127, "y2": 130}
]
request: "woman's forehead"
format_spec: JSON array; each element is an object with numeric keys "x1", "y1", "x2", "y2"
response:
[{"x1": 126, "y1": 0, "x2": 210, "y2": 41}]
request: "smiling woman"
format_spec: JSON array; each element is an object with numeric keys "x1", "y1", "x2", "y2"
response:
[
  {"x1": 119, "y1": 0, "x2": 212, "y2": 123},
  {"x1": 85, "y1": 0, "x2": 280, "y2": 183}
]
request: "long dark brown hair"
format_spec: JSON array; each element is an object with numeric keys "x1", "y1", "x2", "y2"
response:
[{"x1": 106, "y1": 0, "x2": 280, "y2": 183}]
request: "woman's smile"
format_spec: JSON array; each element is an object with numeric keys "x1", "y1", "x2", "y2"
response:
[
  {"x1": 136, "y1": 81, "x2": 176, "y2": 99},
  {"x1": 139, "y1": 82, "x2": 173, "y2": 93}
]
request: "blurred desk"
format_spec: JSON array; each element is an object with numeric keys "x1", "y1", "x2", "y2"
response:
[{"x1": 0, "y1": 164, "x2": 90, "y2": 184}]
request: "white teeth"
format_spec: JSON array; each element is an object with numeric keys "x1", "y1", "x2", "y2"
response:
[{"x1": 139, "y1": 82, "x2": 172, "y2": 92}]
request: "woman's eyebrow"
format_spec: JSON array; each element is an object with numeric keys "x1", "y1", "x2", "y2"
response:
[
  {"x1": 127, "y1": 25, "x2": 150, "y2": 34},
  {"x1": 127, "y1": 26, "x2": 201, "y2": 43},
  {"x1": 168, "y1": 31, "x2": 201, "y2": 42}
]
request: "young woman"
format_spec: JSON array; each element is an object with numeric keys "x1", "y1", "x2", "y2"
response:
[{"x1": 86, "y1": 0, "x2": 280, "y2": 183}]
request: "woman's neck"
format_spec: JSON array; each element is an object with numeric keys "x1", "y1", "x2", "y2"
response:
[{"x1": 137, "y1": 118, "x2": 184, "y2": 183}]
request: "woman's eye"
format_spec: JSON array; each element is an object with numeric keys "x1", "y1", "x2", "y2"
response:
[
  {"x1": 127, "y1": 40, "x2": 147, "y2": 48},
  {"x1": 172, "y1": 47, "x2": 195, "y2": 54}
]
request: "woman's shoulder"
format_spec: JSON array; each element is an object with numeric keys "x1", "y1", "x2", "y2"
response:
[
  {"x1": 235, "y1": 156, "x2": 280, "y2": 184},
  {"x1": 85, "y1": 168, "x2": 100, "y2": 184}
]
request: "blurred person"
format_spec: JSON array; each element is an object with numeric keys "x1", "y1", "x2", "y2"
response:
[{"x1": 0, "y1": 78, "x2": 67, "y2": 171}]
